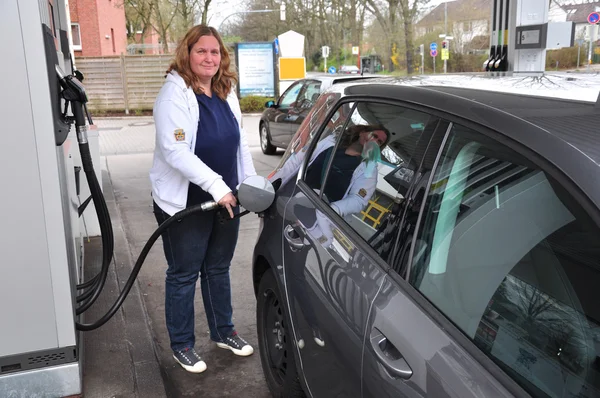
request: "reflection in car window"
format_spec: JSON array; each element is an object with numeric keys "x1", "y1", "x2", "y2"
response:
[
  {"x1": 295, "y1": 81, "x2": 322, "y2": 109},
  {"x1": 305, "y1": 101, "x2": 434, "y2": 251},
  {"x1": 268, "y1": 91, "x2": 341, "y2": 184},
  {"x1": 410, "y1": 125, "x2": 600, "y2": 398},
  {"x1": 279, "y1": 81, "x2": 303, "y2": 108}
]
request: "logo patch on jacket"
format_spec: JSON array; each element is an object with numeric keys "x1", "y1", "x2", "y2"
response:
[
  {"x1": 174, "y1": 129, "x2": 185, "y2": 141},
  {"x1": 358, "y1": 188, "x2": 367, "y2": 198}
]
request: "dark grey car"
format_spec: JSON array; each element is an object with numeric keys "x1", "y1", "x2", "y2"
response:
[
  {"x1": 252, "y1": 74, "x2": 600, "y2": 398},
  {"x1": 259, "y1": 75, "x2": 370, "y2": 155}
]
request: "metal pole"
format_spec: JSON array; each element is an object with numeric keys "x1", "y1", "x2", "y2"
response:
[
  {"x1": 444, "y1": 1, "x2": 447, "y2": 73},
  {"x1": 421, "y1": 51, "x2": 424, "y2": 74},
  {"x1": 588, "y1": 39, "x2": 592, "y2": 70},
  {"x1": 433, "y1": 56, "x2": 436, "y2": 74},
  {"x1": 588, "y1": 25, "x2": 596, "y2": 69},
  {"x1": 577, "y1": 44, "x2": 581, "y2": 69}
]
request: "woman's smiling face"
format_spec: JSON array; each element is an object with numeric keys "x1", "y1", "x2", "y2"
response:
[{"x1": 189, "y1": 35, "x2": 221, "y2": 81}]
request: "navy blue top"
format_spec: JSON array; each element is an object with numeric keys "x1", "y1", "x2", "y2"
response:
[{"x1": 187, "y1": 93, "x2": 240, "y2": 206}]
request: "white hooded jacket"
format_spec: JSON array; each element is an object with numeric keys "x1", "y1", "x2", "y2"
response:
[{"x1": 149, "y1": 71, "x2": 256, "y2": 216}]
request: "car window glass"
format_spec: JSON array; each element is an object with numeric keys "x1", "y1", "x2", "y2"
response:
[
  {"x1": 279, "y1": 81, "x2": 303, "y2": 108},
  {"x1": 268, "y1": 91, "x2": 341, "y2": 188},
  {"x1": 295, "y1": 80, "x2": 322, "y2": 110},
  {"x1": 304, "y1": 101, "x2": 435, "y2": 250},
  {"x1": 409, "y1": 124, "x2": 600, "y2": 398}
]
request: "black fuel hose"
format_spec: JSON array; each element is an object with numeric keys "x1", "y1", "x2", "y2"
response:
[
  {"x1": 76, "y1": 200, "x2": 219, "y2": 331},
  {"x1": 69, "y1": 103, "x2": 115, "y2": 314},
  {"x1": 75, "y1": 140, "x2": 114, "y2": 314}
]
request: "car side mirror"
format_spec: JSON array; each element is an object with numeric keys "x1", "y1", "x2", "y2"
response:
[
  {"x1": 265, "y1": 100, "x2": 275, "y2": 108},
  {"x1": 237, "y1": 175, "x2": 276, "y2": 213}
]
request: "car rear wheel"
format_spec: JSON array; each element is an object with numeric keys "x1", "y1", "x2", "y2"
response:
[
  {"x1": 260, "y1": 123, "x2": 277, "y2": 155},
  {"x1": 257, "y1": 269, "x2": 304, "y2": 398}
]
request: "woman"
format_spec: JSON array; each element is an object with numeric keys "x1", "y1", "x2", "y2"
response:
[{"x1": 149, "y1": 25, "x2": 256, "y2": 374}]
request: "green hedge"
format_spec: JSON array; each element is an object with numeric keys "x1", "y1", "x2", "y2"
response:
[{"x1": 240, "y1": 96, "x2": 274, "y2": 113}]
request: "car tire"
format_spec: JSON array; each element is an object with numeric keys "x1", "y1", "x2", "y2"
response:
[
  {"x1": 257, "y1": 269, "x2": 304, "y2": 398},
  {"x1": 260, "y1": 123, "x2": 277, "y2": 155}
]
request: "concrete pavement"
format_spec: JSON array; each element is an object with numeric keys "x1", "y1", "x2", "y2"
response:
[{"x1": 83, "y1": 115, "x2": 284, "y2": 397}]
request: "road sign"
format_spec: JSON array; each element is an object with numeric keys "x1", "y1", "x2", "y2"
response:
[
  {"x1": 430, "y1": 42, "x2": 437, "y2": 51},
  {"x1": 352, "y1": 46, "x2": 359, "y2": 55},
  {"x1": 588, "y1": 12, "x2": 600, "y2": 24},
  {"x1": 328, "y1": 66, "x2": 337, "y2": 74},
  {"x1": 441, "y1": 49, "x2": 449, "y2": 60},
  {"x1": 430, "y1": 49, "x2": 438, "y2": 57}
]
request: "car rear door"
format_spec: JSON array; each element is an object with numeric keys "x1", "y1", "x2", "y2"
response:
[
  {"x1": 275, "y1": 97, "x2": 442, "y2": 397},
  {"x1": 362, "y1": 121, "x2": 600, "y2": 398}
]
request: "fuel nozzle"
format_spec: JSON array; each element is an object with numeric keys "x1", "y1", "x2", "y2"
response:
[{"x1": 56, "y1": 66, "x2": 93, "y2": 134}]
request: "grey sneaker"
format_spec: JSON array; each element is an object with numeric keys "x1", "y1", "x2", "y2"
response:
[
  {"x1": 215, "y1": 332, "x2": 254, "y2": 356},
  {"x1": 173, "y1": 347, "x2": 207, "y2": 373}
]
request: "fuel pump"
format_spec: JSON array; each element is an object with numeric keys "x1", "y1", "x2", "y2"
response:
[{"x1": 485, "y1": 0, "x2": 574, "y2": 74}]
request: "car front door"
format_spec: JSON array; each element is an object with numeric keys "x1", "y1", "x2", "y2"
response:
[
  {"x1": 279, "y1": 98, "x2": 439, "y2": 397},
  {"x1": 269, "y1": 81, "x2": 304, "y2": 147},
  {"x1": 362, "y1": 122, "x2": 600, "y2": 398},
  {"x1": 284, "y1": 80, "x2": 322, "y2": 147}
]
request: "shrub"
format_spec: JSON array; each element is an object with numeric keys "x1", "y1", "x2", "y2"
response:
[
  {"x1": 546, "y1": 47, "x2": 582, "y2": 70},
  {"x1": 240, "y1": 96, "x2": 274, "y2": 113}
]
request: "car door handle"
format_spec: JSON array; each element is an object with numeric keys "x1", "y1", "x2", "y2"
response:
[
  {"x1": 284, "y1": 224, "x2": 305, "y2": 251},
  {"x1": 370, "y1": 328, "x2": 413, "y2": 380}
]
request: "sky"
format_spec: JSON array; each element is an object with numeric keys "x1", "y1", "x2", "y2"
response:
[{"x1": 205, "y1": 0, "x2": 453, "y2": 31}]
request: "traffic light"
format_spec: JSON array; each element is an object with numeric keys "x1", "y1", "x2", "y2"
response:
[{"x1": 442, "y1": 40, "x2": 448, "y2": 50}]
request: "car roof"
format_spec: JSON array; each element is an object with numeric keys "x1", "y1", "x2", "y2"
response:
[
  {"x1": 327, "y1": 73, "x2": 600, "y2": 209},
  {"x1": 305, "y1": 75, "x2": 373, "y2": 90}
]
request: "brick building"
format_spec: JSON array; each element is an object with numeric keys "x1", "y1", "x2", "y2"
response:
[{"x1": 68, "y1": 0, "x2": 127, "y2": 57}]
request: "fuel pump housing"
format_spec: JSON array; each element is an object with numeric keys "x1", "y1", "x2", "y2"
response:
[{"x1": 0, "y1": 1, "x2": 87, "y2": 396}]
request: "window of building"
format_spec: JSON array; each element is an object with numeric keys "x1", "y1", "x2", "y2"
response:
[
  {"x1": 111, "y1": 28, "x2": 116, "y2": 53},
  {"x1": 71, "y1": 23, "x2": 82, "y2": 51},
  {"x1": 409, "y1": 124, "x2": 600, "y2": 398}
]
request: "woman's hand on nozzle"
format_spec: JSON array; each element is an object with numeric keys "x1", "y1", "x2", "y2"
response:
[{"x1": 218, "y1": 192, "x2": 237, "y2": 219}]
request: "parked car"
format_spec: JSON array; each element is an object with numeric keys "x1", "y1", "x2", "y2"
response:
[
  {"x1": 340, "y1": 65, "x2": 360, "y2": 74},
  {"x1": 253, "y1": 74, "x2": 600, "y2": 397},
  {"x1": 259, "y1": 75, "x2": 369, "y2": 155}
]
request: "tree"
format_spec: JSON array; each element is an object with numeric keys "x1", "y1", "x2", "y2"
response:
[
  {"x1": 365, "y1": 0, "x2": 429, "y2": 74},
  {"x1": 126, "y1": 0, "x2": 215, "y2": 53},
  {"x1": 399, "y1": 0, "x2": 427, "y2": 74},
  {"x1": 125, "y1": 0, "x2": 156, "y2": 45},
  {"x1": 152, "y1": 0, "x2": 180, "y2": 53},
  {"x1": 365, "y1": 0, "x2": 402, "y2": 71},
  {"x1": 228, "y1": 0, "x2": 370, "y2": 70}
]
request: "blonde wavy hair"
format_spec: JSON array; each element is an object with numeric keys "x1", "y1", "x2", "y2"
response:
[{"x1": 167, "y1": 25, "x2": 238, "y2": 100}]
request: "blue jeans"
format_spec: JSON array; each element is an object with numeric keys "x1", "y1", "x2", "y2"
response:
[{"x1": 153, "y1": 202, "x2": 240, "y2": 351}]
